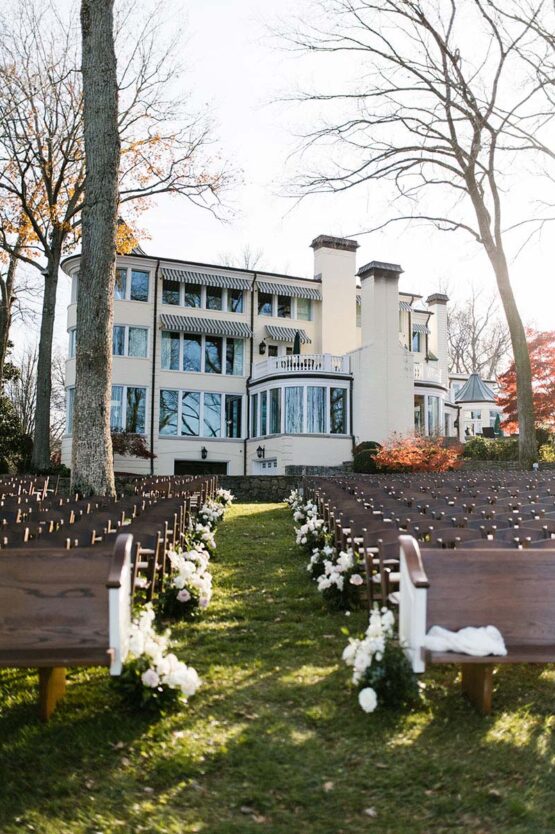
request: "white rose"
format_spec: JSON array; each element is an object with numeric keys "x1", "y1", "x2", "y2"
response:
[
  {"x1": 358, "y1": 687, "x2": 378, "y2": 713},
  {"x1": 141, "y1": 668, "x2": 160, "y2": 688},
  {"x1": 177, "y1": 589, "x2": 191, "y2": 603},
  {"x1": 349, "y1": 574, "x2": 364, "y2": 586}
]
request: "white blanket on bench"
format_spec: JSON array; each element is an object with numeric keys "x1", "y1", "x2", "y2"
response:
[{"x1": 423, "y1": 625, "x2": 507, "y2": 657}]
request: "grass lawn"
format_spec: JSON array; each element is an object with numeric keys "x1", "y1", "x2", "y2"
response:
[{"x1": 2, "y1": 502, "x2": 555, "y2": 833}]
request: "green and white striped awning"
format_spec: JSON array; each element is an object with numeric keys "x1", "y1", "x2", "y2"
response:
[
  {"x1": 162, "y1": 268, "x2": 251, "y2": 291},
  {"x1": 412, "y1": 323, "x2": 430, "y2": 334},
  {"x1": 399, "y1": 300, "x2": 413, "y2": 312},
  {"x1": 160, "y1": 314, "x2": 252, "y2": 338},
  {"x1": 257, "y1": 280, "x2": 321, "y2": 301},
  {"x1": 265, "y1": 325, "x2": 311, "y2": 344}
]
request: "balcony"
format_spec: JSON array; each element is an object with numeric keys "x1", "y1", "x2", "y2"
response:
[
  {"x1": 414, "y1": 362, "x2": 444, "y2": 385},
  {"x1": 251, "y1": 353, "x2": 351, "y2": 381}
]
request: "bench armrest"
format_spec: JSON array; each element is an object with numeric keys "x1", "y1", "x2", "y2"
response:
[
  {"x1": 108, "y1": 533, "x2": 133, "y2": 675},
  {"x1": 398, "y1": 535, "x2": 428, "y2": 674}
]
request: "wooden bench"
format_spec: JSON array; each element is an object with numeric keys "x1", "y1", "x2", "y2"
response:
[
  {"x1": 0, "y1": 533, "x2": 133, "y2": 720},
  {"x1": 398, "y1": 535, "x2": 555, "y2": 714}
]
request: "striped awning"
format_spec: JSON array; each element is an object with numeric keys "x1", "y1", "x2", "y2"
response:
[
  {"x1": 265, "y1": 325, "x2": 311, "y2": 344},
  {"x1": 160, "y1": 314, "x2": 252, "y2": 338},
  {"x1": 162, "y1": 268, "x2": 251, "y2": 291},
  {"x1": 356, "y1": 294, "x2": 361, "y2": 306},
  {"x1": 399, "y1": 300, "x2": 413, "y2": 312},
  {"x1": 257, "y1": 281, "x2": 321, "y2": 301},
  {"x1": 412, "y1": 323, "x2": 430, "y2": 334}
]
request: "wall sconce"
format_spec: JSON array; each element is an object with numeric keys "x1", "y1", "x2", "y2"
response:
[
  {"x1": 256, "y1": 445, "x2": 265, "y2": 459},
  {"x1": 259, "y1": 340, "x2": 267, "y2": 355},
  {"x1": 201, "y1": 446, "x2": 208, "y2": 460}
]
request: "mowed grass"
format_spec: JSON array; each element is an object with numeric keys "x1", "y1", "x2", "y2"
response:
[{"x1": 2, "y1": 503, "x2": 555, "y2": 833}]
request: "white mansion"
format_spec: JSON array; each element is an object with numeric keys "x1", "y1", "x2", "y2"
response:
[{"x1": 61, "y1": 235, "x2": 502, "y2": 476}]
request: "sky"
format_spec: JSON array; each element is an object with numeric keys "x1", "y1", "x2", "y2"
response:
[{"x1": 13, "y1": 0, "x2": 555, "y2": 357}]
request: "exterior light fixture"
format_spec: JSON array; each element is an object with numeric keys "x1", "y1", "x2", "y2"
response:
[
  {"x1": 256, "y1": 445, "x2": 265, "y2": 459},
  {"x1": 201, "y1": 446, "x2": 208, "y2": 460},
  {"x1": 259, "y1": 340, "x2": 267, "y2": 355}
]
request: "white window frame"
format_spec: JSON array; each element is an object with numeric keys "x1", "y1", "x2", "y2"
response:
[
  {"x1": 250, "y1": 381, "x2": 350, "y2": 437},
  {"x1": 68, "y1": 328, "x2": 77, "y2": 358},
  {"x1": 114, "y1": 266, "x2": 151, "y2": 303},
  {"x1": 160, "y1": 331, "x2": 245, "y2": 377},
  {"x1": 112, "y1": 324, "x2": 149, "y2": 358},
  {"x1": 111, "y1": 384, "x2": 149, "y2": 435},
  {"x1": 158, "y1": 388, "x2": 245, "y2": 439},
  {"x1": 161, "y1": 281, "x2": 245, "y2": 314}
]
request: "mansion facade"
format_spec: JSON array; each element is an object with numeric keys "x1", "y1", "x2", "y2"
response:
[{"x1": 61, "y1": 235, "x2": 502, "y2": 476}]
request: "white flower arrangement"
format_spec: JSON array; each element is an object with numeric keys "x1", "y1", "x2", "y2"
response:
[
  {"x1": 158, "y1": 547, "x2": 213, "y2": 620},
  {"x1": 198, "y1": 498, "x2": 225, "y2": 529},
  {"x1": 116, "y1": 604, "x2": 201, "y2": 711},
  {"x1": 342, "y1": 607, "x2": 418, "y2": 713},
  {"x1": 285, "y1": 488, "x2": 303, "y2": 511},
  {"x1": 187, "y1": 522, "x2": 217, "y2": 555},
  {"x1": 215, "y1": 487, "x2": 234, "y2": 507},
  {"x1": 295, "y1": 516, "x2": 327, "y2": 549}
]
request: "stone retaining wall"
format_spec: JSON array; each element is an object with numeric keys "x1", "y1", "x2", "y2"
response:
[{"x1": 220, "y1": 475, "x2": 301, "y2": 503}]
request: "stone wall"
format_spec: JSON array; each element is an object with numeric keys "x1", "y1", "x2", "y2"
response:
[
  {"x1": 285, "y1": 464, "x2": 352, "y2": 477},
  {"x1": 220, "y1": 475, "x2": 302, "y2": 503}
]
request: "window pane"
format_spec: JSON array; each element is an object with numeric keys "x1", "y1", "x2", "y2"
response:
[
  {"x1": 251, "y1": 393, "x2": 258, "y2": 437},
  {"x1": 183, "y1": 335, "x2": 202, "y2": 372},
  {"x1": 296, "y1": 298, "x2": 311, "y2": 321},
  {"x1": 260, "y1": 391, "x2": 267, "y2": 436},
  {"x1": 414, "y1": 395, "x2": 425, "y2": 432},
  {"x1": 67, "y1": 388, "x2": 75, "y2": 435},
  {"x1": 185, "y1": 283, "x2": 201, "y2": 307},
  {"x1": 285, "y1": 386, "x2": 303, "y2": 433},
  {"x1": 205, "y1": 336, "x2": 222, "y2": 374},
  {"x1": 126, "y1": 387, "x2": 146, "y2": 433},
  {"x1": 206, "y1": 286, "x2": 222, "y2": 310},
  {"x1": 161, "y1": 331, "x2": 180, "y2": 370},
  {"x1": 307, "y1": 386, "x2": 325, "y2": 433},
  {"x1": 269, "y1": 388, "x2": 281, "y2": 434},
  {"x1": 113, "y1": 326, "x2": 125, "y2": 356},
  {"x1": 277, "y1": 294, "x2": 291, "y2": 318},
  {"x1": 228, "y1": 289, "x2": 244, "y2": 313},
  {"x1": 268, "y1": 345, "x2": 278, "y2": 357},
  {"x1": 114, "y1": 268, "x2": 126, "y2": 300},
  {"x1": 130, "y1": 269, "x2": 149, "y2": 301},
  {"x1": 162, "y1": 279, "x2": 180, "y2": 305},
  {"x1": 258, "y1": 291, "x2": 273, "y2": 316},
  {"x1": 111, "y1": 385, "x2": 124, "y2": 432},
  {"x1": 330, "y1": 388, "x2": 347, "y2": 434},
  {"x1": 68, "y1": 329, "x2": 76, "y2": 358},
  {"x1": 226, "y1": 338, "x2": 244, "y2": 375},
  {"x1": 181, "y1": 392, "x2": 200, "y2": 436},
  {"x1": 159, "y1": 390, "x2": 178, "y2": 435},
  {"x1": 427, "y1": 396, "x2": 440, "y2": 435},
  {"x1": 204, "y1": 392, "x2": 222, "y2": 437},
  {"x1": 412, "y1": 331, "x2": 421, "y2": 352},
  {"x1": 225, "y1": 395, "x2": 242, "y2": 438},
  {"x1": 129, "y1": 327, "x2": 147, "y2": 357},
  {"x1": 71, "y1": 273, "x2": 79, "y2": 304}
]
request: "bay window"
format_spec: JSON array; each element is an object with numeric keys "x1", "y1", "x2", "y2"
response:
[
  {"x1": 307, "y1": 386, "x2": 325, "y2": 433},
  {"x1": 269, "y1": 388, "x2": 281, "y2": 434},
  {"x1": 285, "y1": 386, "x2": 303, "y2": 433},
  {"x1": 250, "y1": 383, "x2": 349, "y2": 436},
  {"x1": 330, "y1": 387, "x2": 347, "y2": 434},
  {"x1": 260, "y1": 391, "x2": 268, "y2": 436}
]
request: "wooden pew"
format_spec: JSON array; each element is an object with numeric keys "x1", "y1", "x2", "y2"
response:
[
  {"x1": 0, "y1": 533, "x2": 133, "y2": 720},
  {"x1": 399, "y1": 535, "x2": 555, "y2": 714}
]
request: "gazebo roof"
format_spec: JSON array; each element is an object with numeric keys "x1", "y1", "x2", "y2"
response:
[{"x1": 455, "y1": 373, "x2": 496, "y2": 403}]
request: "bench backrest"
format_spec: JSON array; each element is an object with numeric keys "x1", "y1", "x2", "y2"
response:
[{"x1": 422, "y1": 548, "x2": 555, "y2": 646}]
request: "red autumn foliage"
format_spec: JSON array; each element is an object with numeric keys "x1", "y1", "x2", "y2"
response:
[
  {"x1": 111, "y1": 432, "x2": 156, "y2": 460},
  {"x1": 497, "y1": 329, "x2": 555, "y2": 434},
  {"x1": 374, "y1": 434, "x2": 462, "y2": 473}
]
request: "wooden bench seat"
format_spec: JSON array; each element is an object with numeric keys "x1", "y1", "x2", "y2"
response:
[
  {"x1": 0, "y1": 534, "x2": 132, "y2": 719},
  {"x1": 399, "y1": 535, "x2": 555, "y2": 714}
]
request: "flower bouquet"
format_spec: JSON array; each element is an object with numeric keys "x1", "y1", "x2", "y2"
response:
[{"x1": 157, "y1": 548, "x2": 213, "y2": 620}]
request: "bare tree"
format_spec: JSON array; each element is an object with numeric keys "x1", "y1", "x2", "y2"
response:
[
  {"x1": 289, "y1": 0, "x2": 555, "y2": 465},
  {"x1": 0, "y1": 0, "x2": 228, "y2": 470},
  {"x1": 6, "y1": 346, "x2": 66, "y2": 445},
  {"x1": 445, "y1": 284, "x2": 511, "y2": 378},
  {"x1": 218, "y1": 244, "x2": 265, "y2": 270},
  {"x1": 71, "y1": 0, "x2": 119, "y2": 496}
]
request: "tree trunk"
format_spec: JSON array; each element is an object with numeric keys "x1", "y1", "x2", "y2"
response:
[
  {"x1": 31, "y1": 250, "x2": 60, "y2": 471},
  {"x1": 71, "y1": 0, "x2": 119, "y2": 496},
  {"x1": 0, "y1": 245, "x2": 20, "y2": 389}
]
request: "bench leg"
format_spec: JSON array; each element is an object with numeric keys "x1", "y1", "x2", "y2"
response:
[
  {"x1": 461, "y1": 664, "x2": 493, "y2": 715},
  {"x1": 38, "y1": 667, "x2": 66, "y2": 721}
]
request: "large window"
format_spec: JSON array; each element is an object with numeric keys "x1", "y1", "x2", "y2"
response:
[
  {"x1": 162, "y1": 279, "x2": 180, "y2": 305},
  {"x1": 225, "y1": 395, "x2": 242, "y2": 438},
  {"x1": 227, "y1": 289, "x2": 244, "y2": 313},
  {"x1": 330, "y1": 387, "x2": 347, "y2": 434},
  {"x1": 111, "y1": 386, "x2": 146, "y2": 434},
  {"x1": 184, "y1": 283, "x2": 202, "y2": 308},
  {"x1": 205, "y1": 336, "x2": 223, "y2": 374},
  {"x1": 296, "y1": 298, "x2": 311, "y2": 321},
  {"x1": 412, "y1": 330, "x2": 422, "y2": 352},
  {"x1": 269, "y1": 388, "x2": 281, "y2": 434},
  {"x1": 307, "y1": 386, "x2": 325, "y2": 433},
  {"x1": 206, "y1": 286, "x2": 223, "y2": 311},
  {"x1": 159, "y1": 389, "x2": 242, "y2": 438},
  {"x1": 114, "y1": 267, "x2": 127, "y2": 300},
  {"x1": 130, "y1": 270, "x2": 149, "y2": 301},
  {"x1": 161, "y1": 332, "x2": 180, "y2": 370},
  {"x1": 258, "y1": 292, "x2": 273, "y2": 316},
  {"x1": 427, "y1": 396, "x2": 440, "y2": 435},
  {"x1": 285, "y1": 386, "x2": 303, "y2": 434},
  {"x1": 277, "y1": 294, "x2": 291, "y2": 319},
  {"x1": 113, "y1": 267, "x2": 149, "y2": 302},
  {"x1": 183, "y1": 335, "x2": 202, "y2": 373},
  {"x1": 161, "y1": 331, "x2": 245, "y2": 376},
  {"x1": 113, "y1": 325, "x2": 148, "y2": 357}
]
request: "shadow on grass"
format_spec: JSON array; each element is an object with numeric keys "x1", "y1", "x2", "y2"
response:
[{"x1": 1, "y1": 504, "x2": 555, "y2": 834}]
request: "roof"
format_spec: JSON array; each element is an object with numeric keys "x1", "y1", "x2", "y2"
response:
[
  {"x1": 455, "y1": 373, "x2": 497, "y2": 403},
  {"x1": 358, "y1": 260, "x2": 404, "y2": 277}
]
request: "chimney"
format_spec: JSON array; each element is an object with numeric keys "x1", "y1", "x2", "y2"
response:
[
  {"x1": 426, "y1": 293, "x2": 449, "y2": 387},
  {"x1": 311, "y1": 235, "x2": 358, "y2": 355},
  {"x1": 358, "y1": 260, "x2": 403, "y2": 349}
]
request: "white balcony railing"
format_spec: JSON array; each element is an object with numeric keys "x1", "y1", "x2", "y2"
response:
[
  {"x1": 414, "y1": 362, "x2": 443, "y2": 384},
  {"x1": 252, "y1": 353, "x2": 351, "y2": 380}
]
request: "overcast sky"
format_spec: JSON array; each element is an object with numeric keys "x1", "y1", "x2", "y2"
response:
[{"x1": 15, "y1": 0, "x2": 554, "y2": 357}]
